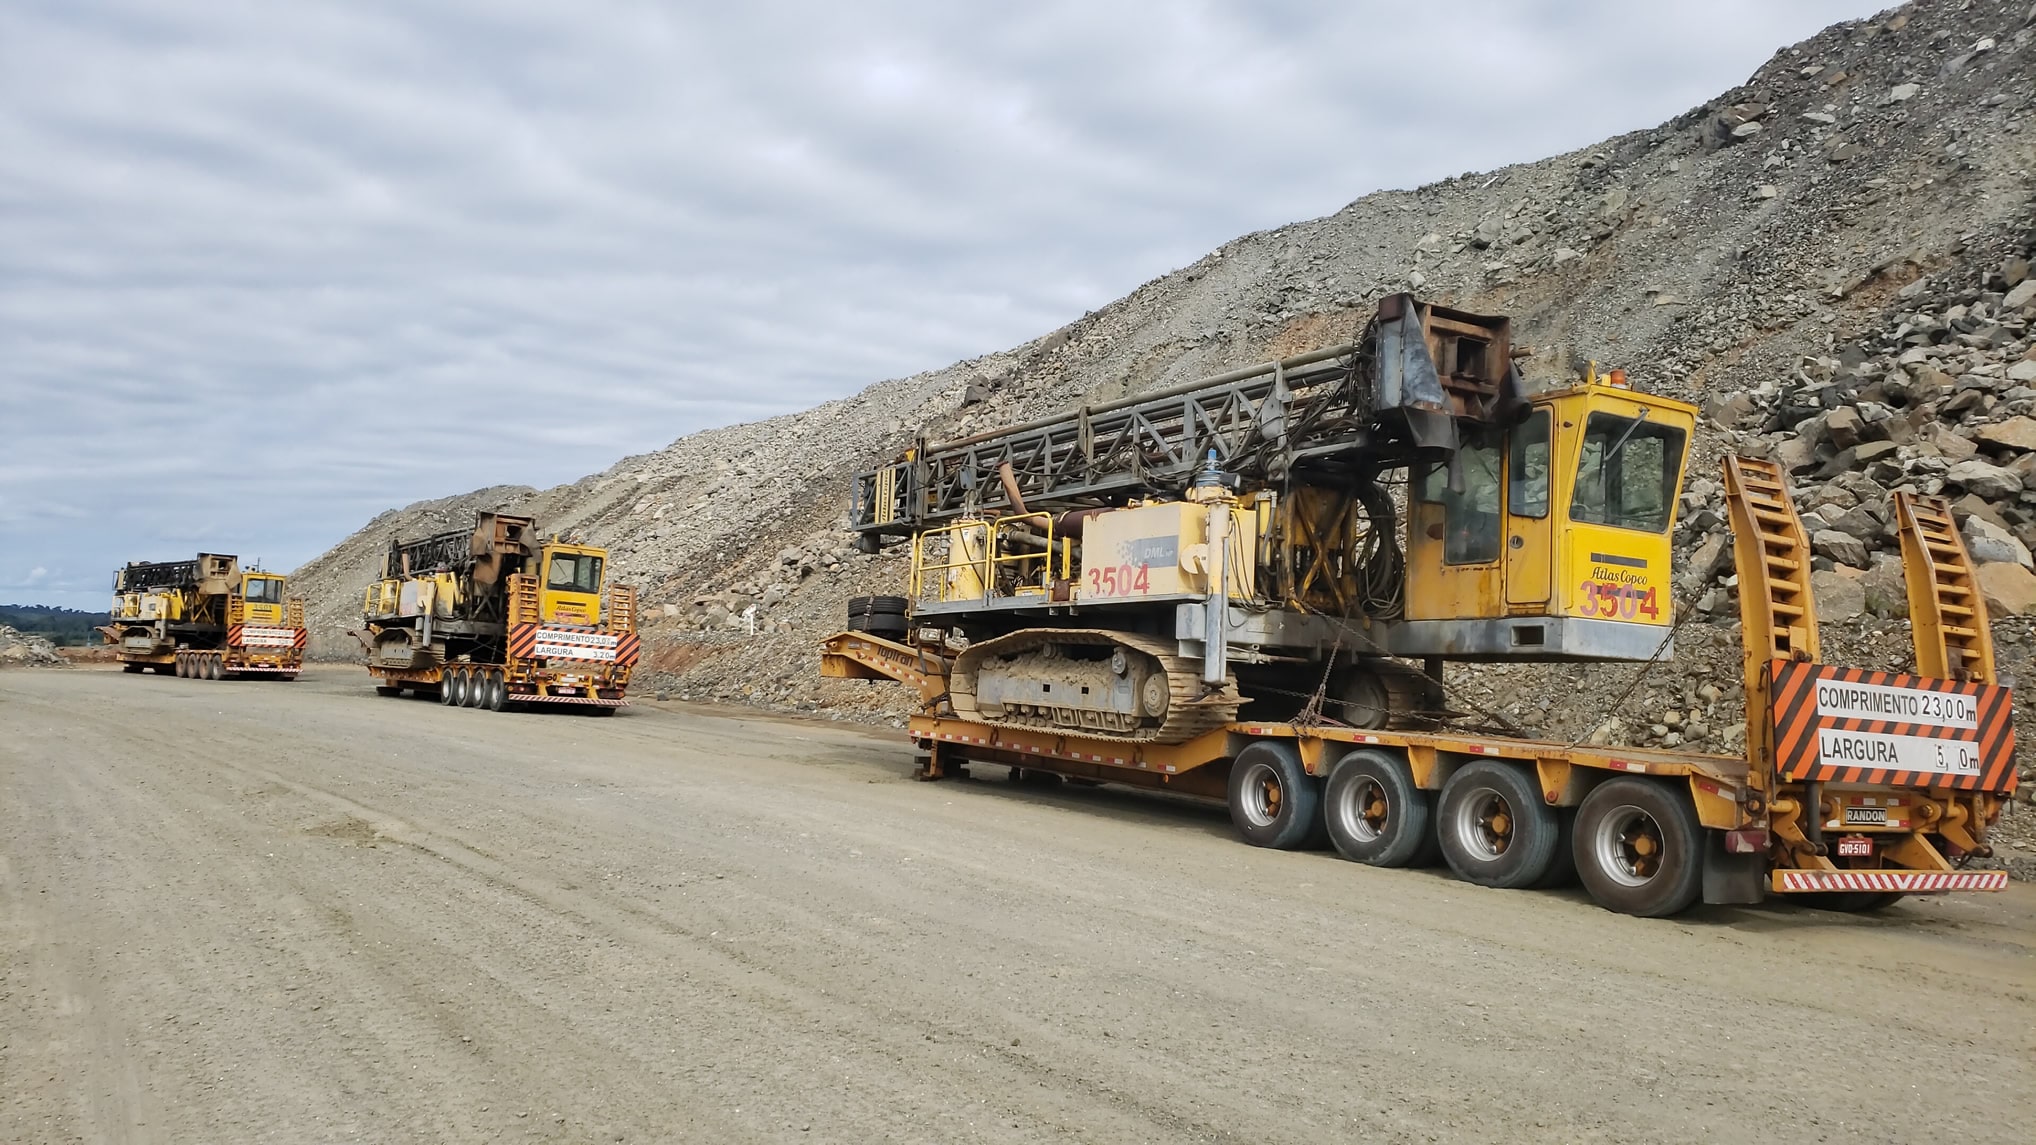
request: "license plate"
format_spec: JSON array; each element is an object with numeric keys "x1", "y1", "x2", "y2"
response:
[
  {"x1": 554, "y1": 687, "x2": 579, "y2": 696},
  {"x1": 1843, "y1": 806, "x2": 1887, "y2": 826},
  {"x1": 1836, "y1": 835, "x2": 1874, "y2": 857}
]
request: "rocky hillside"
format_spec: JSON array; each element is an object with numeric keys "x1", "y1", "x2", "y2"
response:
[{"x1": 291, "y1": 1, "x2": 2036, "y2": 851}]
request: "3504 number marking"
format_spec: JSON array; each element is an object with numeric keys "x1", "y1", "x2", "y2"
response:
[
  {"x1": 1579, "y1": 580, "x2": 1660, "y2": 620},
  {"x1": 1087, "y1": 563, "x2": 1152, "y2": 596}
]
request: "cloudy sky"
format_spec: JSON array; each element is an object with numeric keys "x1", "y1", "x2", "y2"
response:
[{"x1": 1, "y1": 0, "x2": 1885, "y2": 609}]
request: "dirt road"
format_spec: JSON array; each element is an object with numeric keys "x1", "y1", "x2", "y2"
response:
[{"x1": 2, "y1": 668, "x2": 2031, "y2": 1143}]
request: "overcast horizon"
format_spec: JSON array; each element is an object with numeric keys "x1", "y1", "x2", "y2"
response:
[{"x1": 2, "y1": 0, "x2": 1887, "y2": 610}]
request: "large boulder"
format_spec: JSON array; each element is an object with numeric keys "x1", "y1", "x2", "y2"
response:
[
  {"x1": 1811, "y1": 528, "x2": 1870, "y2": 568},
  {"x1": 1963, "y1": 516, "x2": 2034, "y2": 570},
  {"x1": 1976, "y1": 562, "x2": 2036, "y2": 617},
  {"x1": 1944, "y1": 459, "x2": 2024, "y2": 500},
  {"x1": 1809, "y1": 569, "x2": 1866, "y2": 623},
  {"x1": 1977, "y1": 416, "x2": 2036, "y2": 453}
]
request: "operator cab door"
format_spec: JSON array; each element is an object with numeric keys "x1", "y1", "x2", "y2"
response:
[
  {"x1": 1404, "y1": 435, "x2": 1503, "y2": 621},
  {"x1": 1504, "y1": 408, "x2": 1554, "y2": 609}
]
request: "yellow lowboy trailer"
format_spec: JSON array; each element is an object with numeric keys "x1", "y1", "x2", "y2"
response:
[
  {"x1": 825, "y1": 456, "x2": 2015, "y2": 918},
  {"x1": 100, "y1": 553, "x2": 306, "y2": 680},
  {"x1": 355, "y1": 512, "x2": 640, "y2": 712}
]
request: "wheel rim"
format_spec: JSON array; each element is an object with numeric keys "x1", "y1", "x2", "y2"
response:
[
  {"x1": 1334, "y1": 776, "x2": 1390, "y2": 843},
  {"x1": 1590, "y1": 803, "x2": 1665, "y2": 888},
  {"x1": 1238, "y1": 761, "x2": 1283, "y2": 828},
  {"x1": 1454, "y1": 788, "x2": 1514, "y2": 859}
]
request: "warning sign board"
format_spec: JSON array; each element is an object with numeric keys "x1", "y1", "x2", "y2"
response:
[{"x1": 1770, "y1": 661, "x2": 2016, "y2": 792}]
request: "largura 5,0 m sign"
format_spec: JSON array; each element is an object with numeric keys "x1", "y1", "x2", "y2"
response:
[{"x1": 1770, "y1": 661, "x2": 2015, "y2": 792}]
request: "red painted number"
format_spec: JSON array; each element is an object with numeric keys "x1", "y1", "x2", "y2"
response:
[
  {"x1": 1087, "y1": 563, "x2": 1153, "y2": 596},
  {"x1": 1579, "y1": 581, "x2": 1660, "y2": 621}
]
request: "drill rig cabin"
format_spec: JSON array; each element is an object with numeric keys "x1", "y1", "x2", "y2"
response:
[{"x1": 845, "y1": 292, "x2": 1697, "y2": 737}]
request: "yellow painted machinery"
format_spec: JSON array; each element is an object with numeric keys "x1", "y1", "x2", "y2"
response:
[
  {"x1": 354, "y1": 512, "x2": 639, "y2": 712},
  {"x1": 823, "y1": 458, "x2": 2017, "y2": 918},
  {"x1": 100, "y1": 553, "x2": 306, "y2": 679},
  {"x1": 846, "y1": 294, "x2": 1698, "y2": 741}
]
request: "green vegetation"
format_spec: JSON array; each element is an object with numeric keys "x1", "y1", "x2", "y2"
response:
[{"x1": 0, "y1": 604, "x2": 112, "y2": 647}]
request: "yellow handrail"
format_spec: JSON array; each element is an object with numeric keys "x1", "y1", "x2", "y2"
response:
[{"x1": 909, "y1": 514, "x2": 1065, "y2": 605}]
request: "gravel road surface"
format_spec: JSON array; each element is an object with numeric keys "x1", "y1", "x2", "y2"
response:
[{"x1": 3, "y1": 668, "x2": 2032, "y2": 1143}]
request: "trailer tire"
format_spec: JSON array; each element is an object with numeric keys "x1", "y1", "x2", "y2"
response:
[
  {"x1": 1535, "y1": 808, "x2": 1580, "y2": 889},
  {"x1": 1573, "y1": 778, "x2": 1703, "y2": 918},
  {"x1": 205, "y1": 654, "x2": 222, "y2": 681},
  {"x1": 173, "y1": 653, "x2": 186, "y2": 678},
  {"x1": 1323, "y1": 749, "x2": 1433, "y2": 868},
  {"x1": 1437, "y1": 761, "x2": 1560, "y2": 889},
  {"x1": 439, "y1": 672, "x2": 459, "y2": 706},
  {"x1": 483, "y1": 670, "x2": 506, "y2": 712},
  {"x1": 1227, "y1": 741, "x2": 1320, "y2": 851},
  {"x1": 463, "y1": 668, "x2": 485, "y2": 708}
]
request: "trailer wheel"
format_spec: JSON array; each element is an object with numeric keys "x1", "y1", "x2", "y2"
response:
[
  {"x1": 1573, "y1": 778, "x2": 1703, "y2": 918},
  {"x1": 1437, "y1": 761, "x2": 1560, "y2": 889},
  {"x1": 205, "y1": 654, "x2": 223, "y2": 681},
  {"x1": 439, "y1": 672, "x2": 459, "y2": 706},
  {"x1": 173, "y1": 653, "x2": 186, "y2": 678},
  {"x1": 483, "y1": 670, "x2": 506, "y2": 712},
  {"x1": 1323, "y1": 749, "x2": 1433, "y2": 868},
  {"x1": 1226, "y1": 741, "x2": 1320, "y2": 851},
  {"x1": 462, "y1": 668, "x2": 485, "y2": 708}
]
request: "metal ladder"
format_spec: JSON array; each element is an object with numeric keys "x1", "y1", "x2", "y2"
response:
[
  {"x1": 507, "y1": 574, "x2": 541, "y2": 627},
  {"x1": 1893, "y1": 492, "x2": 1997, "y2": 685},
  {"x1": 1721, "y1": 457, "x2": 1819, "y2": 790},
  {"x1": 608, "y1": 585, "x2": 637, "y2": 634}
]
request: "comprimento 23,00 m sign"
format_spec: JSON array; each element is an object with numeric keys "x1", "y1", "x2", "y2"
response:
[{"x1": 1769, "y1": 661, "x2": 2015, "y2": 792}]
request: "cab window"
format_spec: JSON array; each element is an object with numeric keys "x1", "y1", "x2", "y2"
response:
[
  {"x1": 546, "y1": 553, "x2": 604, "y2": 593},
  {"x1": 1418, "y1": 439, "x2": 1502, "y2": 564},
  {"x1": 1570, "y1": 413, "x2": 1686, "y2": 533},
  {"x1": 243, "y1": 578, "x2": 283, "y2": 604},
  {"x1": 1508, "y1": 410, "x2": 1550, "y2": 519}
]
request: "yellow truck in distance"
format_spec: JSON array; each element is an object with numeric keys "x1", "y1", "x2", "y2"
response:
[
  {"x1": 101, "y1": 553, "x2": 306, "y2": 680},
  {"x1": 356, "y1": 512, "x2": 640, "y2": 712}
]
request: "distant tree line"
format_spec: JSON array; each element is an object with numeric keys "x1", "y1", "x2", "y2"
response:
[{"x1": 0, "y1": 604, "x2": 111, "y2": 646}]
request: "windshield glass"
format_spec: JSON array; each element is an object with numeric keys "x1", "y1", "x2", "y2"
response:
[
  {"x1": 546, "y1": 552, "x2": 604, "y2": 593},
  {"x1": 243, "y1": 577, "x2": 283, "y2": 604},
  {"x1": 1418, "y1": 439, "x2": 1502, "y2": 565},
  {"x1": 1570, "y1": 412, "x2": 1686, "y2": 533}
]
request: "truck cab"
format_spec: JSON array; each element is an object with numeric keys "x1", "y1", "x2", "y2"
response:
[
  {"x1": 538, "y1": 542, "x2": 606, "y2": 626},
  {"x1": 238, "y1": 572, "x2": 288, "y2": 624}
]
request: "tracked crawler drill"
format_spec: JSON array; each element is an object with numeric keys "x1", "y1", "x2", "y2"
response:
[
  {"x1": 356, "y1": 512, "x2": 639, "y2": 711},
  {"x1": 844, "y1": 294, "x2": 1699, "y2": 742},
  {"x1": 101, "y1": 553, "x2": 305, "y2": 679}
]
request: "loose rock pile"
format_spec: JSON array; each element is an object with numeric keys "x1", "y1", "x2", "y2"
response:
[{"x1": 0, "y1": 626, "x2": 67, "y2": 668}]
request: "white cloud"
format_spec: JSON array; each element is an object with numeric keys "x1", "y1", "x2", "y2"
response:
[{"x1": 0, "y1": 0, "x2": 1886, "y2": 607}]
